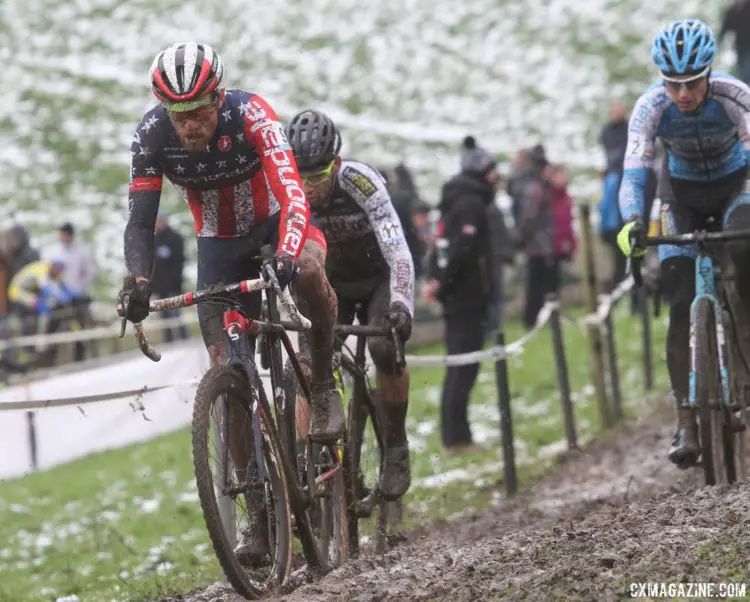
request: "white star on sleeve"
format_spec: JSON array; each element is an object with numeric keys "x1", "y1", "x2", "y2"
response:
[{"x1": 140, "y1": 115, "x2": 158, "y2": 132}]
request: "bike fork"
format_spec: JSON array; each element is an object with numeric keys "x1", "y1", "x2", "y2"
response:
[{"x1": 227, "y1": 335, "x2": 266, "y2": 483}]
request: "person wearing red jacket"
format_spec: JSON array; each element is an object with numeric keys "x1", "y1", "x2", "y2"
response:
[{"x1": 548, "y1": 165, "x2": 578, "y2": 289}]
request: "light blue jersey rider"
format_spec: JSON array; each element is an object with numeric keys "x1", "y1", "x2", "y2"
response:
[
  {"x1": 616, "y1": 19, "x2": 750, "y2": 469},
  {"x1": 619, "y1": 73, "x2": 750, "y2": 224}
]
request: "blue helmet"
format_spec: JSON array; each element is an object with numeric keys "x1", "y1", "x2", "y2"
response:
[{"x1": 652, "y1": 19, "x2": 716, "y2": 76}]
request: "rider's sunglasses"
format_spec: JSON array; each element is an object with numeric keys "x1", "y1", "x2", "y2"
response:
[
  {"x1": 300, "y1": 160, "x2": 336, "y2": 186},
  {"x1": 166, "y1": 102, "x2": 217, "y2": 124},
  {"x1": 664, "y1": 78, "x2": 705, "y2": 92},
  {"x1": 662, "y1": 67, "x2": 709, "y2": 92}
]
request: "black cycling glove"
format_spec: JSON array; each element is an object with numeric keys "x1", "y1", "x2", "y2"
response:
[
  {"x1": 271, "y1": 252, "x2": 300, "y2": 290},
  {"x1": 116, "y1": 275, "x2": 152, "y2": 323}
]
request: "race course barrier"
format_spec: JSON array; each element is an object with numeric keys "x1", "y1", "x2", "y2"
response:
[
  {"x1": 0, "y1": 204, "x2": 659, "y2": 490},
  {"x1": 0, "y1": 268, "x2": 656, "y2": 496}
]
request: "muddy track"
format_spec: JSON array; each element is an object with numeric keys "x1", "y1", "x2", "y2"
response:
[{"x1": 158, "y1": 401, "x2": 750, "y2": 602}]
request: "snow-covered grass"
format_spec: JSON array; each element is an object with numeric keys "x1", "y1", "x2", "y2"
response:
[
  {"x1": 0, "y1": 0, "x2": 734, "y2": 299},
  {"x1": 0, "y1": 305, "x2": 669, "y2": 601}
]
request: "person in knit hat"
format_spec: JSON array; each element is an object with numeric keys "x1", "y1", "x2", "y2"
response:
[
  {"x1": 425, "y1": 135, "x2": 501, "y2": 454},
  {"x1": 459, "y1": 137, "x2": 516, "y2": 338}
]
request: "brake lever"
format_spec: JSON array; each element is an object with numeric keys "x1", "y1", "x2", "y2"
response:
[
  {"x1": 261, "y1": 260, "x2": 280, "y2": 289},
  {"x1": 631, "y1": 256, "x2": 644, "y2": 288},
  {"x1": 389, "y1": 324, "x2": 406, "y2": 376},
  {"x1": 119, "y1": 293, "x2": 130, "y2": 338}
]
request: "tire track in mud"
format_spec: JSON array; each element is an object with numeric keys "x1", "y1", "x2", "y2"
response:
[{"x1": 160, "y1": 401, "x2": 750, "y2": 602}]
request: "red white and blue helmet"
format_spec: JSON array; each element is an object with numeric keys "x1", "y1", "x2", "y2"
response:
[{"x1": 150, "y1": 42, "x2": 224, "y2": 110}]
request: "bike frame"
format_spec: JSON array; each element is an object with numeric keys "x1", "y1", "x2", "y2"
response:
[
  {"x1": 120, "y1": 254, "x2": 408, "y2": 567},
  {"x1": 633, "y1": 228, "x2": 750, "y2": 411},
  {"x1": 121, "y1": 253, "x2": 346, "y2": 571},
  {"x1": 334, "y1": 315, "x2": 405, "y2": 555}
]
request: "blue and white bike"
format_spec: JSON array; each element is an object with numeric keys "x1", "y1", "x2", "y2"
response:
[{"x1": 633, "y1": 224, "x2": 750, "y2": 486}]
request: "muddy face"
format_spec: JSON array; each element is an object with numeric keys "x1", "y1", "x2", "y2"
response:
[
  {"x1": 168, "y1": 104, "x2": 219, "y2": 152},
  {"x1": 665, "y1": 76, "x2": 708, "y2": 113}
]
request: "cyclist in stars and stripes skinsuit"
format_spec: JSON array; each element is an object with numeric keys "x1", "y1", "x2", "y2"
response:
[{"x1": 116, "y1": 41, "x2": 342, "y2": 567}]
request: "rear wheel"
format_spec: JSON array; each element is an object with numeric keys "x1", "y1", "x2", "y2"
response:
[
  {"x1": 343, "y1": 368, "x2": 390, "y2": 557},
  {"x1": 721, "y1": 281, "x2": 749, "y2": 481},
  {"x1": 307, "y1": 441, "x2": 348, "y2": 567},
  {"x1": 718, "y1": 309, "x2": 739, "y2": 484},
  {"x1": 282, "y1": 356, "x2": 349, "y2": 569},
  {"x1": 192, "y1": 366, "x2": 293, "y2": 598}
]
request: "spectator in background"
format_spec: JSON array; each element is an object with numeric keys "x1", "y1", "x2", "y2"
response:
[
  {"x1": 7, "y1": 225, "x2": 40, "y2": 280},
  {"x1": 56, "y1": 222, "x2": 97, "y2": 361},
  {"x1": 506, "y1": 149, "x2": 530, "y2": 225},
  {"x1": 409, "y1": 199, "x2": 432, "y2": 282},
  {"x1": 549, "y1": 164, "x2": 577, "y2": 290},
  {"x1": 424, "y1": 136, "x2": 498, "y2": 455},
  {"x1": 8, "y1": 260, "x2": 72, "y2": 316},
  {"x1": 57, "y1": 223, "x2": 96, "y2": 300},
  {"x1": 598, "y1": 102, "x2": 628, "y2": 290},
  {"x1": 384, "y1": 163, "x2": 426, "y2": 280},
  {"x1": 485, "y1": 200, "x2": 515, "y2": 340},
  {"x1": 0, "y1": 225, "x2": 39, "y2": 319},
  {"x1": 152, "y1": 211, "x2": 188, "y2": 343},
  {"x1": 507, "y1": 144, "x2": 547, "y2": 227},
  {"x1": 392, "y1": 163, "x2": 420, "y2": 205},
  {"x1": 518, "y1": 154, "x2": 555, "y2": 329},
  {"x1": 720, "y1": 0, "x2": 750, "y2": 85},
  {"x1": 600, "y1": 101, "x2": 629, "y2": 180},
  {"x1": 7, "y1": 259, "x2": 75, "y2": 352}
]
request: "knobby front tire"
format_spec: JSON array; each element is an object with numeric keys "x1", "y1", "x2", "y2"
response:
[{"x1": 192, "y1": 366, "x2": 293, "y2": 598}]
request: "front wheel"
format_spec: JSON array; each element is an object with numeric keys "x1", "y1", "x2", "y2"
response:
[
  {"x1": 192, "y1": 366, "x2": 293, "y2": 598},
  {"x1": 694, "y1": 298, "x2": 727, "y2": 486}
]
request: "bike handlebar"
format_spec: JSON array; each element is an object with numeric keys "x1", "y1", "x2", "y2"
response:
[
  {"x1": 119, "y1": 242, "x2": 406, "y2": 373},
  {"x1": 334, "y1": 323, "x2": 406, "y2": 375},
  {"x1": 631, "y1": 228, "x2": 750, "y2": 288},
  {"x1": 120, "y1": 266, "x2": 311, "y2": 363},
  {"x1": 276, "y1": 321, "x2": 406, "y2": 374}
]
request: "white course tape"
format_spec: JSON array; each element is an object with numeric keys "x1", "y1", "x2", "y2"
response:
[
  {"x1": 0, "y1": 313, "x2": 199, "y2": 351},
  {"x1": 0, "y1": 385, "x2": 179, "y2": 411},
  {"x1": 405, "y1": 300, "x2": 559, "y2": 367},
  {"x1": 7, "y1": 277, "x2": 632, "y2": 411},
  {"x1": 580, "y1": 276, "x2": 635, "y2": 329}
]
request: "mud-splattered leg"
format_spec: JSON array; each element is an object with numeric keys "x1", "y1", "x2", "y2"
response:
[{"x1": 294, "y1": 238, "x2": 344, "y2": 442}]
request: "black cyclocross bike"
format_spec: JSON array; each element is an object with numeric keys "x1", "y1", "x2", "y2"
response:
[
  {"x1": 120, "y1": 245, "x2": 347, "y2": 599},
  {"x1": 277, "y1": 309, "x2": 406, "y2": 558},
  {"x1": 633, "y1": 225, "x2": 749, "y2": 485}
]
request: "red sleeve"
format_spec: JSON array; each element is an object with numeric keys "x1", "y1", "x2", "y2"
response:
[{"x1": 242, "y1": 95, "x2": 309, "y2": 258}]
